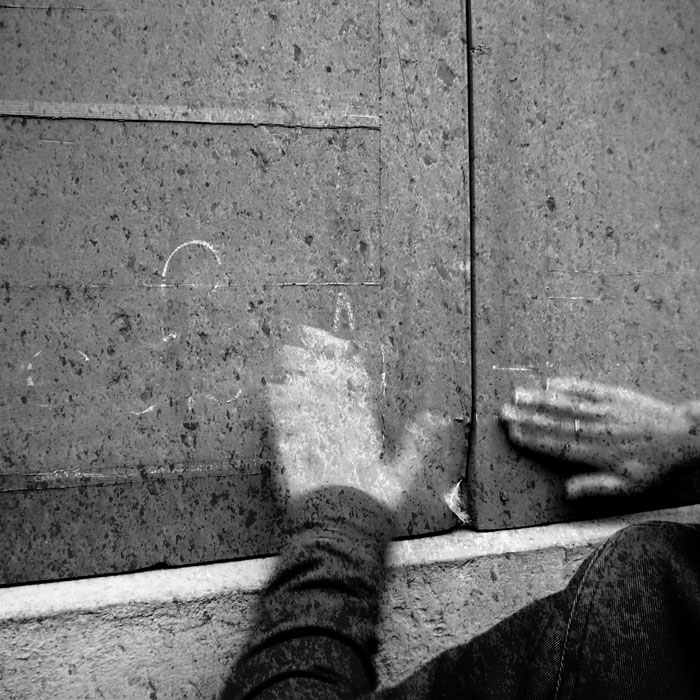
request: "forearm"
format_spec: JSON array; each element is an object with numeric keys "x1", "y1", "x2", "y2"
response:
[{"x1": 224, "y1": 486, "x2": 395, "y2": 700}]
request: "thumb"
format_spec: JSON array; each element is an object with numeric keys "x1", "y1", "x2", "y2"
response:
[{"x1": 564, "y1": 472, "x2": 641, "y2": 500}]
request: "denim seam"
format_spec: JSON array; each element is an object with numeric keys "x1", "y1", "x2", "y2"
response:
[{"x1": 552, "y1": 536, "x2": 618, "y2": 700}]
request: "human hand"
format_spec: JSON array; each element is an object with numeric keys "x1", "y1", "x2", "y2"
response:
[
  {"x1": 267, "y1": 325, "x2": 440, "y2": 512},
  {"x1": 500, "y1": 377, "x2": 700, "y2": 499}
]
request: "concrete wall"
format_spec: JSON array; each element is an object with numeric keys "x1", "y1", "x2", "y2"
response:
[
  {"x1": 2, "y1": 1, "x2": 699, "y2": 694},
  {"x1": 0, "y1": 0, "x2": 470, "y2": 584},
  {"x1": 469, "y1": 0, "x2": 700, "y2": 527},
  {"x1": 2, "y1": 504, "x2": 698, "y2": 699}
]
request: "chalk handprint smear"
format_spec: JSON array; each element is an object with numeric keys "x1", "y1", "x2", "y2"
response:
[{"x1": 0, "y1": 118, "x2": 379, "y2": 490}]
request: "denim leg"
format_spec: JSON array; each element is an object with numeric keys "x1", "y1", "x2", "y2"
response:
[
  {"x1": 377, "y1": 560, "x2": 577, "y2": 699},
  {"x1": 379, "y1": 521, "x2": 700, "y2": 700},
  {"x1": 545, "y1": 521, "x2": 700, "y2": 700}
]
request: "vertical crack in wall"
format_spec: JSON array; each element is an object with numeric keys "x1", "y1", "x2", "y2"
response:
[
  {"x1": 464, "y1": 0, "x2": 479, "y2": 523},
  {"x1": 377, "y1": 0, "x2": 388, "y2": 457}
]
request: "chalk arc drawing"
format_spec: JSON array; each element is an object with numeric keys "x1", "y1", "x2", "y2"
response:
[
  {"x1": 153, "y1": 239, "x2": 227, "y2": 417},
  {"x1": 160, "y1": 239, "x2": 223, "y2": 287}
]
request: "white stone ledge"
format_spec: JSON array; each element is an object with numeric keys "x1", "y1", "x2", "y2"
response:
[
  {"x1": 389, "y1": 503, "x2": 700, "y2": 566},
  {"x1": 2, "y1": 504, "x2": 698, "y2": 623}
]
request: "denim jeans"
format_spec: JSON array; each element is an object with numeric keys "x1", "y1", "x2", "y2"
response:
[
  {"x1": 226, "y1": 491, "x2": 700, "y2": 700},
  {"x1": 380, "y1": 521, "x2": 700, "y2": 700}
]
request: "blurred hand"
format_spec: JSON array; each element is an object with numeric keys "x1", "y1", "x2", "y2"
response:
[
  {"x1": 267, "y1": 325, "x2": 442, "y2": 511},
  {"x1": 500, "y1": 377, "x2": 700, "y2": 499}
]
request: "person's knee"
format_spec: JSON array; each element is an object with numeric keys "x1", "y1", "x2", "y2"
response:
[
  {"x1": 602, "y1": 521, "x2": 700, "y2": 588},
  {"x1": 609, "y1": 520, "x2": 698, "y2": 554}
]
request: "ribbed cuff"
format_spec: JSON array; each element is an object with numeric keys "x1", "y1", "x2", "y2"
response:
[
  {"x1": 287, "y1": 485, "x2": 397, "y2": 546},
  {"x1": 226, "y1": 487, "x2": 395, "y2": 700}
]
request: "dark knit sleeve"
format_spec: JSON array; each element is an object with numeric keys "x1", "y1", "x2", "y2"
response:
[{"x1": 223, "y1": 486, "x2": 395, "y2": 700}]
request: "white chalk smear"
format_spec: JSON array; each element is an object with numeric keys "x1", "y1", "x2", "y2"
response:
[
  {"x1": 26, "y1": 353, "x2": 39, "y2": 385},
  {"x1": 492, "y1": 366, "x2": 537, "y2": 372},
  {"x1": 160, "y1": 239, "x2": 222, "y2": 285},
  {"x1": 204, "y1": 389, "x2": 242, "y2": 404},
  {"x1": 130, "y1": 404, "x2": 157, "y2": 416},
  {"x1": 380, "y1": 343, "x2": 387, "y2": 398},
  {"x1": 332, "y1": 290, "x2": 356, "y2": 332},
  {"x1": 443, "y1": 479, "x2": 471, "y2": 525}
]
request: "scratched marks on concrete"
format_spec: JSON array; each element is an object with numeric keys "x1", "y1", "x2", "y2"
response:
[
  {"x1": 0, "y1": 116, "x2": 383, "y2": 481},
  {"x1": 0, "y1": 0, "x2": 471, "y2": 584},
  {"x1": 378, "y1": 0, "x2": 471, "y2": 453},
  {"x1": 0, "y1": 279, "x2": 385, "y2": 480},
  {"x1": 470, "y1": 0, "x2": 700, "y2": 528},
  {"x1": 0, "y1": 118, "x2": 380, "y2": 288},
  {"x1": 0, "y1": 0, "x2": 379, "y2": 128}
]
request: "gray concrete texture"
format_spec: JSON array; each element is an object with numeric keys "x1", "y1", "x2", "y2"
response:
[
  {"x1": 0, "y1": 537, "x2": 620, "y2": 698},
  {"x1": 469, "y1": 0, "x2": 700, "y2": 527},
  {"x1": 1, "y1": 121, "x2": 379, "y2": 471},
  {"x1": 0, "y1": 1, "x2": 378, "y2": 127},
  {"x1": 0, "y1": 0, "x2": 471, "y2": 582},
  {"x1": 4, "y1": 503, "x2": 698, "y2": 699},
  {"x1": 2, "y1": 552, "x2": 560, "y2": 699}
]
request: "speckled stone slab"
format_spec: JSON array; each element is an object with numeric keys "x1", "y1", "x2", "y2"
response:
[
  {"x1": 0, "y1": 0, "x2": 471, "y2": 581},
  {"x1": 470, "y1": 0, "x2": 700, "y2": 528}
]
